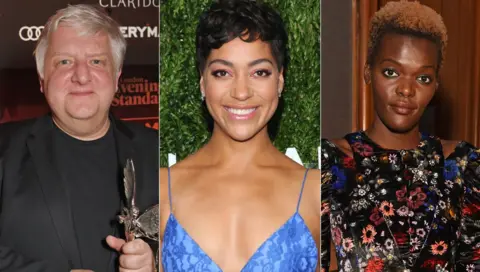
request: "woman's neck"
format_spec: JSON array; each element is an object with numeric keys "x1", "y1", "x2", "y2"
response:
[
  {"x1": 366, "y1": 117, "x2": 421, "y2": 150},
  {"x1": 200, "y1": 125, "x2": 280, "y2": 170}
]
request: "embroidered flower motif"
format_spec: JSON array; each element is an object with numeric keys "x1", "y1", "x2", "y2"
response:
[
  {"x1": 342, "y1": 238, "x2": 355, "y2": 252},
  {"x1": 365, "y1": 257, "x2": 384, "y2": 272},
  {"x1": 352, "y1": 142, "x2": 374, "y2": 157},
  {"x1": 394, "y1": 232, "x2": 408, "y2": 246},
  {"x1": 411, "y1": 167, "x2": 428, "y2": 183},
  {"x1": 472, "y1": 248, "x2": 480, "y2": 260},
  {"x1": 384, "y1": 238, "x2": 394, "y2": 251},
  {"x1": 410, "y1": 237, "x2": 421, "y2": 252},
  {"x1": 438, "y1": 200, "x2": 446, "y2": 210},
  {"x1": 396, "y1": 186, "x2": 407, "y2": 202},
  {"x1": 455, "y1": 177, "x2": 463, "y2": 186},
  {"x1": 397, "y1": 206, "x2": 409, "y2": 217},
  {"x1": 354, "y1": 184, "x2": 370, "y2": 197},
  {"x1": 408, "y1": 187, "x2": 427, "y2": 209},
  {"x1": 358, "y1": 199, "x2": 369, "y2": 209},
  {"x1": 389, "y1": 154, "x2": 397, "y2": 164},
  {"x1": 416, "y1": 228, "x2": 426, "y2": 238},
  {"x1": 462, "y1": 203, "x2": 480, "y2": 216},
  {"x1": 331, "y1": 165, "x2": 347, "y2": 190},
  {"x1": 368, "y1": 193, "x2": 375, "y2": 201},
  {"x1": 369, "y1": 207, "x2": 385, "y2": 226},
  {"x1": 361, "y1": 158, "x2": 374, "y2": 168},
  {"x1": 431, "y1": 241, "x2": 448, "y2": 255},
  {"x1": 343, "y1": 156, "x2": 355, "y2": 169},
  {"x1": 421, "y1": 259, "x2": 447, "y2": 270},
  {"x1": 343, "y1": 259, "x2": 353, "y2": 272},
  {"x1": 332, "y1": 227, "x2": 343, "y2": 246},
  {"x1": 379, "y1": 201, "x2": 395, "y2": 216},
  {"x1": 447, "y1": 207, "x2": 457, "y2": 220},
  {"x1": 356, "y1": 173, "x2": 364, "y2": 183},
  {"x1": 379, "y1": 154, "x2": 389, "y2": 164},
  {"x1": 323, "y1": 132, "x2": 478, "y2": 272},
  {"x1": 362, "y1": 225, "x2": 377, "y2": 244},
  {"x1": 408, "y1": 227, "x2": 414, "y2": 235},
  {"x1": 444, "y1": 160, "x2": 459, "y2": 180}
]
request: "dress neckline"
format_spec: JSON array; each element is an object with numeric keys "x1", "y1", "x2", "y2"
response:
[
  {"x1": 358, "y1": 131, "x2": 428, "y2": 152},
  {"x1": 162, "y1": 211, "x2": 318, "y2": 271}
]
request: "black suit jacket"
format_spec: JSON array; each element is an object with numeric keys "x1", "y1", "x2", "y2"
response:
[{"x1": 0, "y1": 115, "x2": 158, "y2": 271}]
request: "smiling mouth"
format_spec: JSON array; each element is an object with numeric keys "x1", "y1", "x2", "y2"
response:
[{"x1": 224, "y1": 106, "x2": 258, "y2": 120}]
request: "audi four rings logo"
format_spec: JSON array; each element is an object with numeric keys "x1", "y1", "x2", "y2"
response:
[
  {"x1": 19, "y1": 25, "x2": 159, "y2": 41},
  {"x1": 19, "y1": 26, "x2": 44, "y2": 41}
]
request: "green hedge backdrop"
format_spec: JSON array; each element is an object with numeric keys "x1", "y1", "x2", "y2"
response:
[{"x1": 160, "y1": 0, "x2": 320, "y2": 167}]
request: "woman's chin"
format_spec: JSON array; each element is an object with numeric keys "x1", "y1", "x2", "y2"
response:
[{"x1": 220, "y1": 125, "x2": 264, "y2": 142}]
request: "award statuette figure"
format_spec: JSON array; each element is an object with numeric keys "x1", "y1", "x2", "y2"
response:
[{"x1": 119, "y1": 159, "x2": 159, "y2": 263}]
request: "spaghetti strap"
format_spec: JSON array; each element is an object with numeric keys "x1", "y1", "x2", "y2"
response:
[
  {"x1": 167, "y1": 167, "x2": 173, "y2": 213},
  {"x1": 296, "y1": 168, "x2": 310, "y2": 212}
]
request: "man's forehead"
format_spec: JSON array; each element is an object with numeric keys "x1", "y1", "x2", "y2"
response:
[
  {"x1": 46, "y1": 29, "x2": 112, "y2": 56},
  {"x1": 50, "y1": 23, "x2": 108, "y2": 39}
]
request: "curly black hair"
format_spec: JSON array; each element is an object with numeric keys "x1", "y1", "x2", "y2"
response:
[{"x1": 196, "y1": 0, "x2": 288, "y2": 74}]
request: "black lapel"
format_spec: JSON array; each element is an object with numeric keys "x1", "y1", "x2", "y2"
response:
[{"x1": 26, "y1": 115, "x2": 81, "y2": 268}]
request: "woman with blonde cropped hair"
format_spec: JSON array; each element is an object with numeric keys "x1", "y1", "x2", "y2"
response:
[{"x1": 322, "y1": 1, "x2": 480, "y2": 271}]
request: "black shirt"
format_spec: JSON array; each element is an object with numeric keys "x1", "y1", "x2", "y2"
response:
[{"x1": 53, "y1": 123, "x2": 121, "y2": 271}]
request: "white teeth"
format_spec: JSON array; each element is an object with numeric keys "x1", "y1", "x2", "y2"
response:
[{"x1": 226, "y1": 107, "x2": 256, "y2": 115}]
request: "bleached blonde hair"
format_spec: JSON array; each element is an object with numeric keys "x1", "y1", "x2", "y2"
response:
[{"x1": 34, "y1": 4, "x2": 126, "y2": 78}]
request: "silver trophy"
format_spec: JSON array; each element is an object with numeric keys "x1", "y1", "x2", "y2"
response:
[{"x1": 118, "y1": 159, "x2": 159, "y2": 242}]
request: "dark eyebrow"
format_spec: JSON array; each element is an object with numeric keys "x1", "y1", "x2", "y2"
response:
[
  {"x1": 207, "y1": 58, "x2": 274, "y2": 68},
  {"x1": 380, "y1": 58, "x2": 435, "y2": 70},
  {"x1": 248, "y1": 58, "x2": 274, "y2": 67},
  {"x1": 208, "y1": 59, "x2": 233, "y2": 68}
]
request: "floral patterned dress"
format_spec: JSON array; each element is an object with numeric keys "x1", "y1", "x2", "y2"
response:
[{"x1": 321, "y1": 132, "x2": 480, "y2": 272}]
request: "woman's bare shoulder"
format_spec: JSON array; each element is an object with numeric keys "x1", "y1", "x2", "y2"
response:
[
  {"x1": 306, "y1": 168, "x2": 320, "y2": 182},
  {"x1": 305, "y1": 168, "x2": 320, "y2": 206},
  {"x1": 159, "y1": 168, "x2": 169, "y2": 205}
]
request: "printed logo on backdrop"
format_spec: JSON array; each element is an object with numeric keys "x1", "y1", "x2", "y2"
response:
[
  {"x1": 167, "y1": 147, "x2": 321, "y2": 168},
  {"x1": 113, "y1": 77, "x2": 159, "y2": 107},
  {"x1": 18, "y1": 25, "x2": 158, "y2": 41},
  {"x1": 99, "y1": 0, "x2": 159, "y2": 8},
  {"x1": 18, "y1": 26, "x2": 44, "y2": 41}
]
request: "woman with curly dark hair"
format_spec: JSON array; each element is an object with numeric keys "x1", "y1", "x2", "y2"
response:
[
  {"x1": 321, "y1": 1, "x2": 479, "y2": 272},
  {"x1": 159, "y1": 0, "x2": 320, "y2": 271}
]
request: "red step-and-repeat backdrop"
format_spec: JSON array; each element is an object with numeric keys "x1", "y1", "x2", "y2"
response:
[{"x1": 0, "y1": 0, "x2": 159, "y2": 129}]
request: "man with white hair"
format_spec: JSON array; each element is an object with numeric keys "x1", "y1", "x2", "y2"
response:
[{"x1": 0, "y1": 4, "x2": 157, "y2": 271}]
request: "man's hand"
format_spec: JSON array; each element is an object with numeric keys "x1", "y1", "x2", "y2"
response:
[{"x1": 106, "y1": 235, "x2": 155, "y2": 272}]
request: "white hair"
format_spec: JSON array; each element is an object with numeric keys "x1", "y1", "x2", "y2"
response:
[{"x1": 34, "y1": 4, "x2": 126, "y2": 78}]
